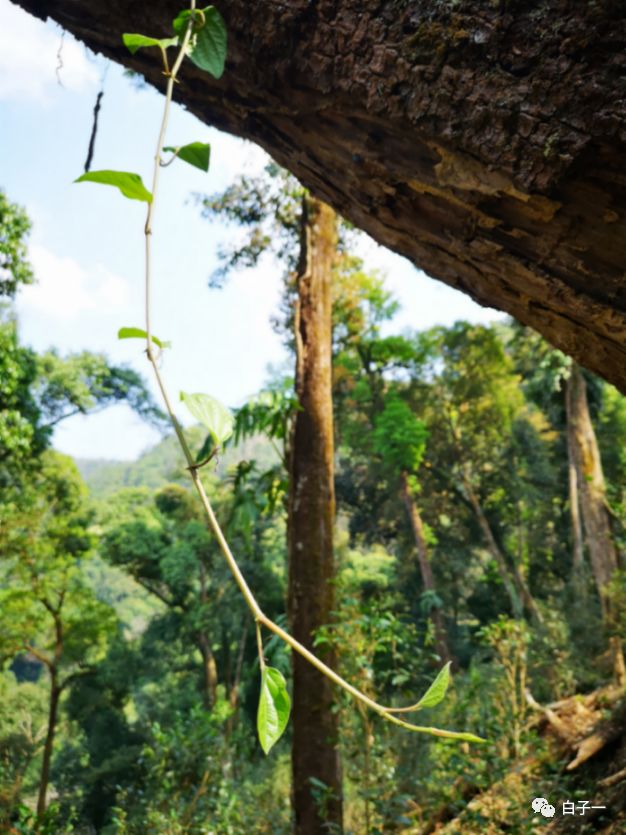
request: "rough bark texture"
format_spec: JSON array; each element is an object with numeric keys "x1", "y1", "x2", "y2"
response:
[
  {"x1": 400, "y1": 470, "x2": 450, "y2": 663},
  {"x1": 565, "y1": 364, "x2": 620, "y2": 616},
  {"x1": 288, "y1": 198, "x2": 342, "y2": 834},
  {"x1": 13, "y1": 0, "x2": 626, "y2": 392}
]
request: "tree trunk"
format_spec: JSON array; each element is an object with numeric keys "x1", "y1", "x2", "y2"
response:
[
  {"x1": 13, "y1": 0, "x2": 626, "y2": 393},
  {"x1": 400, "y1": 471, "x2": 450, "y2": 663},
  {"x1": 463, "y1": 475, "x2": 542, "y2": 623},
  {"x1": 288, "y1": 196, "x2": 343, "y2": 834},
  {"x1": 37, "y1": 672, "x2": 60, "y2": 819},
  {"x1": 197, "y1": 634, "x2": 218, "y2": 709},
  {"x1": 565, "y1": 364, "x2": 620, "y2": 617},
  {"x1": 566, "y1": 427, "x2": 586, "y2": 579}
]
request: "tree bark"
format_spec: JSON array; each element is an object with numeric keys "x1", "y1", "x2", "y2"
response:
[
  {"x1": 566, "y1": 427, "x2": 585, "y2": 578},
  {"x1": 565, "y1": 364, "x2": 620, "y2": 617},
  {"x1": 37, "y1": 672, "x2": 60, "y2": 819},
  {"x1": 288, "y1": 196, "x2": 342, "y2": 834},
  {"x1": 400, "y1": 470, "x2": 450, "y2": 663},
  {"x1": 12, "y1": 0, "x2": 626, "y2": 393}
]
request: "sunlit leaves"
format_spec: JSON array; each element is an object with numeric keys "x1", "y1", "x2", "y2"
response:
[
  {"x1": 118, "y1": 327, "x2": 170, "y2": 350},
  {"x1": 257, "y1": 666, "x2": 291, "y2": 754},
  {"x1": 74, "y1": 171, "x2": 152, "y2": 203},
  {"x1": 180, "y1": 392, "x2": 233, "y2": 446},
  {"x1": 163, "y1": 142, "x2": 211, "y2": 172}
]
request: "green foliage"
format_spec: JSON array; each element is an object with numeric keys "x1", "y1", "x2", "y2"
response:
[
  {"x1": 373, "y1": 396, "x2": 428, "y2": 475},
  {"x1": 257, "y1": 667, "x2": 291, "y2": 755},
  {"x1": 415, "y1": 661, "x2": 451, "y2": 710},
  {"x1": 0, "y1": 190, "x2": 34, "y2": 297},
  {"x1": 163, "y1": 141, "x2": 211, "y2": 172},
  {"x1": 183, "y1": 7, "x2": 228, "y2": 78},
  {"x1": 74, "y1": 171, "x2": 153, "y2": 203},
  {"x1": 180, "y1": 391, "x2": 234, "y2": 446},
  {"x1": 122, "y1": 33, "x2": 178, "y2": 55},
  {"x1": 118, "y1": 326, "x2": 170, "y2": 350}
]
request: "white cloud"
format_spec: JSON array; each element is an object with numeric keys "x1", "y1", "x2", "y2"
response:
[
  {"x1": 20, "y1": 243, "x2": 129, "y2": 318},
  {"x1": 0, "y1": 0, "x2": 98, "y2": 103}
]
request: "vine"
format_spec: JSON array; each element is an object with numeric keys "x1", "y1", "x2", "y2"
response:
[{"x1": 74, "y1": 2, "x2": 484, "y2": 754}]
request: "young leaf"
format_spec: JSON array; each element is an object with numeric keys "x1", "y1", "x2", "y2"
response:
[
  {"x1": 180, "y1": 392, "x2": 234, "y2": 445},
  {"x1": 257, "y1": 667, "x2": 291, "y2": 755},
  {"x1": 163, "y1": 142, "x2": 211, "y2": 172},
  {"x1": 75, "y1": 171, "x2": 152, "y2": 203},
  {"x1": 122, "y1": 33, "x2": 178, "y2": 54},
  {"x1": 172, "y1": 8, "x2": 206, "y2": 37},
  {"x1": 187, "y1": 7, "x2": 227, "y2": 78},
  {"x1": 118, "y1": 327, "x2": 170, "y2": 350},
  {"x1": 417, "y1": 661, "x2": 451, "y2": 710}
]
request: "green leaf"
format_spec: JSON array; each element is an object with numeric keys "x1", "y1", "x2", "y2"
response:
[
  {"x1": 75, "y1": 171, "x2": 152, "y2": 203},
  {"x1": 187, "y1": 7, "x2": 227, "y2": 78},
  {"x1": 118, "y1": 327, "x2": 170, "y2": 350},
  {"x1": 180, "y1": 392, "x2": 233, "y2": 445},
  {"x1": 417, "y1": 661, "x2": 451, "y2": 710},
  {"x1": 257, "y1": 667, "x2": 291, "y2": 755},
  {"x1": 122, "y1": 33, "x2": 178, "y2": 54},
  {"x1": 163, "y1": 142, "x2": 211, "y2": 172},
  {"x1": 172, "y1": 8, "x2": 207, "y2": 37}
]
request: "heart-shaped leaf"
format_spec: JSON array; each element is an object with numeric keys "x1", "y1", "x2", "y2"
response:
[
  {"x1": 180, "y1": 392, "x2": 233, "y2": 445},
  {"x1": 75, "y1": 170, "x2": 152, "y2": 203},
  {"x1": 257, "y1": 667, "x2": 291, "y2": 755},
  {"x1": 163, "y1": 142, "x2": 211, "y2": 172},
  {"x1": 118, "y1": 327, "x2": 170, "y2": 349},
  {"x1": 187, "y1": 7, "x2": 227, "y2": 78}
]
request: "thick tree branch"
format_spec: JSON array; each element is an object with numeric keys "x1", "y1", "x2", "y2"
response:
[{"x1": 12, "y1": 0, "x2": 626, "y2": 391}]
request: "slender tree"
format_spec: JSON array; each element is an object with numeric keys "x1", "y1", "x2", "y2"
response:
[{"x1": 288, "y1": 196, "x2": 343, "y2": 832}]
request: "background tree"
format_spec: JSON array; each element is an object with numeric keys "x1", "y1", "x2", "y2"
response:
[
  {"x1": 0, "y1": 452, "x2": 117, "y2": 818},
  {"x1": 199, "y1": 167, "x2": 344, "y2": 832}
]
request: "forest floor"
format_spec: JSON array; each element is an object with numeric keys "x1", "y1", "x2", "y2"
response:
[{"x1": 417, "y1": 684, "x2": 626, "y2": 834}]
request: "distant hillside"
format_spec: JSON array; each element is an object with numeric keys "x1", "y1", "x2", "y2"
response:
[{"x1": 76, "y1": 427, "x2": 279, "y2": 497}]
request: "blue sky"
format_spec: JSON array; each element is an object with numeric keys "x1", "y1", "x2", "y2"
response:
[{"x1": 1, "y1": 0, "x2": 502, "y2": 461}]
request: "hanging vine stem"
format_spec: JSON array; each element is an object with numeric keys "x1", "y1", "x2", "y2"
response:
[{"x1": 140, "y1": 3, "x2": 483, "y2": 746}]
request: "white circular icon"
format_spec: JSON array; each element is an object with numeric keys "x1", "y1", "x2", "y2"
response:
[
  {"x1": 541, "y1": 803, "x2": 555, "y2": 818},
  {"x1": 532, "y1": 797, "x2": 549, "y2": 813}
]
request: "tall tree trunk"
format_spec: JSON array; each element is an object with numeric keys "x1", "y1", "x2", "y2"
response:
[
  {"x1": 288, "y1": 196, "x2": 343, "y2": 834},
  {"x1": 565, "y1": 364, "x2": 620, "y2": 617},
  {"x1": 37, "y1": 671, "x2": 60, "y2": 819},
  {"x1": 400, "y1": 471, "x2": 450, "y2": 663},
  {"x1": 463, "y1": 474, "x2": 542, "y2": 623},
  {"x1": 566, "y1": 426, "x2": 586, "y2": 579},
  {"x1": 15, "y1": 0, "x2": 626, "y2": 394}
]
